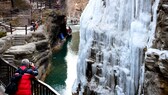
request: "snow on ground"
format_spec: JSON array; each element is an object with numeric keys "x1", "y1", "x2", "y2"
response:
[
  {"x1": 7, "y1": 25, "x2": 44, "y2": 35},
  {"x1": 69, "y1": 25, "x2": 80, "y2": 32}
]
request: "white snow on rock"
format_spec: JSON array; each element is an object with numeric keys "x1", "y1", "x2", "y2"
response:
[{"x1": 146, "y1": 48, "x2": 168, "y2": 60}]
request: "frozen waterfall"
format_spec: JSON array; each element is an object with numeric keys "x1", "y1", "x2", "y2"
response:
[{"x1": 73, "y1": 0, "x2": 160, "y2": 95}]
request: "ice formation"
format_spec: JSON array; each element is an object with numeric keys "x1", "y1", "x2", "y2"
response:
[{"x1": 74, "y1": 0, "x2": 160, "y2": 95}]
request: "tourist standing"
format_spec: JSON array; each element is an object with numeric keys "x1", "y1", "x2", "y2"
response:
[{"x1": 14, "y1": 59, "x2": 38, "y2": 95}]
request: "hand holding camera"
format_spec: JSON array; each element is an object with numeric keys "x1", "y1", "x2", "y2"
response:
[{"x1": 29, "y1": 62, "x2": 34, "y2": 67}]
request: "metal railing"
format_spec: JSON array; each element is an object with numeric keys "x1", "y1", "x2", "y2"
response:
[
  {"x1": 0, "y1": 58, "x2": 60, "y2": 95},
  {"x1": 0, "y1": 57, "x2": 16, "y2": 87}
]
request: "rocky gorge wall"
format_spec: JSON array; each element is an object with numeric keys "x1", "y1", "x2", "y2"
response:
[
  {"x1": 66, "y1": 0, "x2": 88, "y2": 21},
  {"x1": 0, "y1": 30, "x2": 51, "y2": 81},
  {"x1": 144, "y1": 0, "x2": 168, "y2": 95}
]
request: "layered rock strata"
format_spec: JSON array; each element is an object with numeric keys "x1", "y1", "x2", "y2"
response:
[
  {"x1": 144, "y1": 0, "x2": 168, "y2": 95},
  {"x1": 0, "y1": 31, "x2": 51, "y2": 80}
]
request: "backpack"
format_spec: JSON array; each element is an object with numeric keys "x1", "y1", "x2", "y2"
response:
[
  {"x1": 5, "y1": 81, "x2": 18, "y2": 94},
  {"x1": 5, "y1": 67, "x2": 27, "y2": 94}
]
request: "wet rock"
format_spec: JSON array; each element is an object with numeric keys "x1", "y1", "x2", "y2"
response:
[
  {"x1": 144, "y1": 71, "x2": 168, "y2": 95},
  {"x1": 145, "y1": 48, "x2": 168, "y2": 95},
  {"x1": 159, "y1": 60, "x2": 168, "y2": 78},
  {"x1": 34, "y1": 40, "x2": 49, "y2": 52}
]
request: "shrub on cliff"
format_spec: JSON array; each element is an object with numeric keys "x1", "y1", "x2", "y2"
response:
[{"x1": 0, "y1": 31, "x2": 7, "y2": 38}]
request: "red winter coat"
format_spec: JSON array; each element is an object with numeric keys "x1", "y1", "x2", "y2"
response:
[{"x1": 14, "y1": 66, "x2": 35, "y2": 95}]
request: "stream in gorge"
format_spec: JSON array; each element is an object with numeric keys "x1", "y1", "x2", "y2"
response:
[{"x1": 45, "y1": 26, "x2": 80, "y2": 95}]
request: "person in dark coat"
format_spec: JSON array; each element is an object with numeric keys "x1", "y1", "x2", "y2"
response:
[
  {"x1": 14, "y1": 59, "x2": 38, "y2": 95},
  {"x1": 32, "y1": 22, "x2": 36, "y2": 32}
]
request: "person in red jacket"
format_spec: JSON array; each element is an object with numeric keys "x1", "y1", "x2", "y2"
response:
[{"x1": 14, "y1": 59, "x2": 38, "y2": 95}]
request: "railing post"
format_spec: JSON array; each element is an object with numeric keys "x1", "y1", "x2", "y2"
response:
[
  {"x1": 48, "y1": 0, "x2": 51, "y2": 8},
  {"x1": 10, "y1": 23, "x2": 12, "y2": 34},
  {"x1": 37, "y1": 2, "x2": 38, "y2": 9},
  {"x1": 25, "y1": 25, "x2": 27, "y2": 35},
  {"x1": 41, "y1": 2, "x2": 42, "y2": 8}
]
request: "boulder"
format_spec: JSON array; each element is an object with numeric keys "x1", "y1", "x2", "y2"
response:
[{"x1": 5, "y1": 43, "x2": 36, "y2": 55}]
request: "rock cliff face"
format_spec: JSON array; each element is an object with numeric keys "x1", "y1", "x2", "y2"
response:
[
  {"x1": 66, "y1": 0, "x2": 88, "y2": 19},
  {"x1": 45, "y1": 12, "x2": 67, "y2": 50},
  {"x1": 0, "y1": 30, "x2": 51, "y2": 81},
  {"x1": 144, "y1": 0, "x2": 168, "y2": 95}
]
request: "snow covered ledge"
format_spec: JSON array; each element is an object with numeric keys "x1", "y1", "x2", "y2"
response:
[
  {"x1": 145, "y1": 48, "x2": 168, "y2": 78},
  {"x1": 145, "y1": 48, "x2": 168, "y2": 95}
]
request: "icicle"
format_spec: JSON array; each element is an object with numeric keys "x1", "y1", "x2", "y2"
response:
[{"x1": 74, "y1": 0, "x2": 160, "y2": 94}]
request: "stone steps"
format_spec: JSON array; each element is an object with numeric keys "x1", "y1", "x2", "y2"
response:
[
  {"x1": 2, "y1": 54, "x2": 15, "y2": 65},
  {"x1": 12, "y1": 35, "x2": 26, "y2": 46}
]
